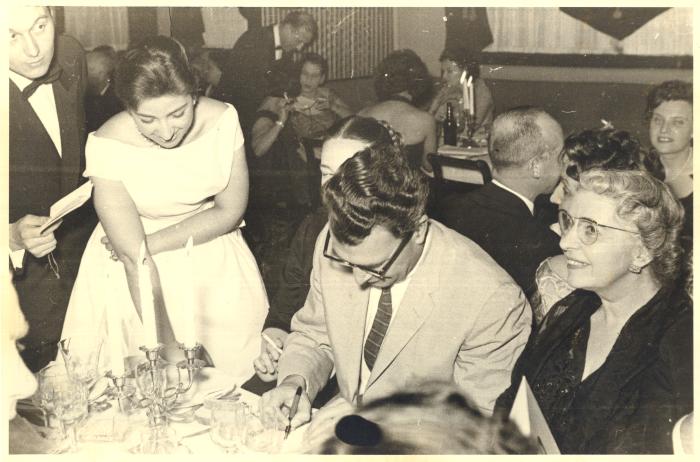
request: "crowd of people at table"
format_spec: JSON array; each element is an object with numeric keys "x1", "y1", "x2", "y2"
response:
[{"x1": 7, "y1": 6, "x2": 694, "y2": 454}]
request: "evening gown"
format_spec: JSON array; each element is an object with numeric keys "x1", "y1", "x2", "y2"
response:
[{"x1": 62, "y1": 104, "x2": 269, "y2": 383}]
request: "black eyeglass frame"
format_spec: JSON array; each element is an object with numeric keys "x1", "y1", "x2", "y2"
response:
[
  {"x1": 323, "y1": 228, "x2": 415, "y2": 280},
  {"x1": 557, "y1": 209, "x2": 639, "y2": 245}
]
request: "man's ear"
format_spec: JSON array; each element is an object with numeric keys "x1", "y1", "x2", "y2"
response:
[
  {"x1": 529, "y1": 156, "x2": 541, "y2": 179},
  {"x1": 414, "y1": 215, "x2": 429, "y2": 245}
]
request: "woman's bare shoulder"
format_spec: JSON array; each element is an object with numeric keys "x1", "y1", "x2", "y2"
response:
[{"x1": 93, "y1": 111, "x2": 140, "y2": 144}]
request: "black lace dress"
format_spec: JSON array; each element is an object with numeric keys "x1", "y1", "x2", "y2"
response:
[{"x1": 495, "y1": 289, "x2": 693, "y2": 454}]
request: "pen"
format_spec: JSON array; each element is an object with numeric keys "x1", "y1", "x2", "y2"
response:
[
  {"x1": 261, "y1": 332, "x2": 284, "y2": 355},
  {"x1": 285, "y1": 386, "x2": 302, "y2": 440}
]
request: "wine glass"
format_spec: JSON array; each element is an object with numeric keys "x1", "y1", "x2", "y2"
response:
[
  {"x1": 58, "y1": 334, "x2": 103, "y2": 391},
  {"x1": 208, "y1": 399, "x2": 249, "y2": 453},
  {"x1": 30, "y1": 363, "x2": 66, "y2": 439},
  {"x1": 45, "y1": 374, "x2": 89, "y2": 451}
]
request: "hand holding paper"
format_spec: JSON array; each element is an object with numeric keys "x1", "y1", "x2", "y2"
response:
[
  {"x1": 38, "y1": 181, "x2": 93, "y2": 234},
  {"x1": 10, "y1": 214, "x2": 61, "y2": 258}
]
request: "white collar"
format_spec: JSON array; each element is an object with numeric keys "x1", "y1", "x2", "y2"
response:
[
  {"x1": 273, "y1": 23, "x2": 281, "y2": 49},
  {"x1": 491, "y1": 179, "x2": 535, "y2": 215},
  {"x1": 9, "y1": 70, "x2": 33, "y2": 91}
]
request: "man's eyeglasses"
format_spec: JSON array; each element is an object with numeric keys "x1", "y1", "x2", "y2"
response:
[
  {"x1": 323, "y1": 230, "x2": 413, "y2": 280},
  {"x1": 558, "y1": 209, "x2": 639, "y2": 245}
]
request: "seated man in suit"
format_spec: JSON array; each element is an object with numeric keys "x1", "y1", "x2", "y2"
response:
[
  {"x1": 437, "y1": 106, "x2": 563, "y2": 305},
  {"x1": 261, "y1": 142, "x2": 531, "y2": 437}
]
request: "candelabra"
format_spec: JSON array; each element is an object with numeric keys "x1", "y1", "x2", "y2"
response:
[{"x1": 460, "y1": 111, "x2": 480, "y2": 147}]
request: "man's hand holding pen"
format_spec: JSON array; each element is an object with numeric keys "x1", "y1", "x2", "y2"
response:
[{"x1": 260, "y1": 374, "x2": 312, "y2": 432}]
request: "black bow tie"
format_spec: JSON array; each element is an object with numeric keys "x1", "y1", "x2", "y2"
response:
[{"x1": 21, "y1": 64, "x2": 62, "y2": 99}]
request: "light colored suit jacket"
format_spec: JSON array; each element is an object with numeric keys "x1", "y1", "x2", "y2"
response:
[{"x1": 277, "y1": 219, "x2": 531, "y2": 414}]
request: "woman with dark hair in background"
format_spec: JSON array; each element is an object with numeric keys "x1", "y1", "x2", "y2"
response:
[
  {"x1": 62, "y1": 36, "x2": 268, "y2": 383},
  {"x1": 534, "y1": 127, "x2": 664, "y2": 323},
  {"x1": 497, "y1": 169, "x2": 692, "y2": 454},
  {"x1": 359, "y1": 49, "x2": 436, "y2": 172},
  {"x1": 428, "y1": 47, "x2": 494, "y2": 144},
  {"x1": 646, "y1": 80, "x2": 693, "y2": 248}
]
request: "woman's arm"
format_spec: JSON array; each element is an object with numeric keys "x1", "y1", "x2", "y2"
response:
[
  {"x1": 92, "y1": 177, "x2": 176, "y2": 345},
  {"x1": 251, "y1": 97, "x2": 289, "y2": 158},
  {"x1": 475, "y1": 79, "x2": 494, "y2": 131},
  {"x1": 146, "y1": 144, "x2": 249, "y2": 256},
  {"x1": 422, "y1": 114, "x2": 438, "y2": 171}
]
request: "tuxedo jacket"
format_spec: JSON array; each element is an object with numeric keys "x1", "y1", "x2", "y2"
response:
[
  {"x1": 217, "y1": 25, "x2": 277, "y2": 132},
  {"x1": 437, "y1": 182, "x2": 562, "y2": 303},
  {"x1": 277, "y1": 220, "x2": 532, "y2": 414},
  {"x1": 9, "y1": 35, "x2": 94, "y2": 371}
]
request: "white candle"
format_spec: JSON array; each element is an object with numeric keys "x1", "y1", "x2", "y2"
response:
[
  {"x1": 106, "y1": 264, "x2": 125, "y2": 376},
  {"x1": 460, "y1": 70, "x2": 469, "y2": 112},
  {"x1": 138, "y1": 241, "x2": 158, "y2": 348},
  {"x1": 182, "y1": 236, "x2": 197, "y2": 347},
  {"x1": 467, "y1": 75, "x2": 475, "y2": 117}
]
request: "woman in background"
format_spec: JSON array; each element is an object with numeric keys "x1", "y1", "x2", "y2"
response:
[
  {"x1": 428, "y1": 47, "x2": 494, "y2": 144},
  {"x1": 646, "y1": 80, "x2": 692, "y2": 246},
  {"x1": 497, "y1": 169, "x2": 692, "y2": 454},
  {"x1": 359, "y1": 49, "x2": 436, "y2": 172},
  {"x1": 63, "y1": 36, "x2": 268, "y2": 383}
]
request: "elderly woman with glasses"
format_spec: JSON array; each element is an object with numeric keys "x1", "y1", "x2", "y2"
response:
[{"x1": 495, "y1": 169, "x2": 692, "y2": 454}]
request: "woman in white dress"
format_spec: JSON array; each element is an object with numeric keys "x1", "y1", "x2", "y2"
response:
[{"x1": 62, "y1": 36, "x2": 268, "y2": 383}]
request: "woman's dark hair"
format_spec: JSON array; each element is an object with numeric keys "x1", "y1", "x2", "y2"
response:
[
  {"x1": 439, "y1": 46, "x2": 481, "y2": 79},
  {"x1": 561, "y1": 127, "x2": 665, "y2": 182},
  {"x1": 645, "y1": 80, "x2": 693, "y2": 119},
  {"x1": 300, "y1": 52, "x2": 328, "y2": 78},
  {"x1": 115, "y1": 36, "x2": 196, "y2": 111},
  {"x1": 373, "y1": 49, "x2": 431, "y2": 107},
  {"x1": 326, "y1": 115, "x2": 403, "y2": 150},
  {"x1": 264, "y1": 59, "x2": 301, "y2": 98}
]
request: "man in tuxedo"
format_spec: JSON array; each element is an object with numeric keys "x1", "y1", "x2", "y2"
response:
[
  {"x1": 437, "y1": 106, "x2": 563, "y2": 304},
  {"x1": 9, "y1": 6, "x2": 94, "y2": 372},
  {"x1": 261, "y1": 143, "x2": 531, "y2": 433},
  {"x1": 216, "y1": 10, "x2": 317, "y2": 133}
]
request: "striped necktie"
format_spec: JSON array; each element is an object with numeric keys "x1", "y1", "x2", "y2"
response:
[{"x1": 364, "y1": 288, "x2": 392, "y2": 371}]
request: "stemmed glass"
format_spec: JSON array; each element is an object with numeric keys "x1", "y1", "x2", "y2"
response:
[
  {"x1": 240, "y1": 410, "x2": 285, "y2": 454},
  {"x1": 50, "y1": 376, "x2": 89, "y2": 452},
  {"x1": 58, "y1": 335, "x2": 103, "y2": 391}
]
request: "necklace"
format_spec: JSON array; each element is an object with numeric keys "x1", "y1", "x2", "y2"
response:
[{"x1": 664, "y1": 147, "x2": 692, "y2": 183}]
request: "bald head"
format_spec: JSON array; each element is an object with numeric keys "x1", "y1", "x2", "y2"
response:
[{"x1": 489, "y1": 107, "x2": 563, "y2": 171}]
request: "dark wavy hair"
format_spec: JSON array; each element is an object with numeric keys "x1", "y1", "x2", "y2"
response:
[
  {"x1": 115, "y1": 36, "x2": 196, "y2": 111},
  {"x1": 373, "y1": 49, "x2": 432, "y2": 107},
  {"x1": 578, "y1": 169, "x2": 684, "y2": 290},
  {"x1": 326, "y1": 115, "x2": 404, "y2": 150},
  {"x1": 318, "y1": 382, "x2": 537, "y2": 455},
  {"x1": 322, "y1": 143, "x2": 429, "y2": 245},
  {"x1": 561, "y1": 127, "x2": 664, "y2": 182},
  {"x1": 281, "y1": 10, "x2": 318, "y2": 43},
  {"x1": 439, "y1": 46, "x2": 481, "y2": 79},
  {"x1": 645, "y1": 80, "x2": 693, "y2": 120},
  {"x1": 300, "y1": 52, "x2": 328, "y2": 78}
]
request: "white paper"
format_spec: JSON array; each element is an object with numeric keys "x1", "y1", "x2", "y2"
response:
[
  {"x1": 39, "y1": 180, "x2": 93, "y2": 233},
  {"x1": 510, "y1": 377, "x2": 560, "y2": 454}
]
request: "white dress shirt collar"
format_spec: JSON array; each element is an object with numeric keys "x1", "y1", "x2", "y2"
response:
[{"x1": 273, "y1": 23, "x2": 282, "y2": 61}]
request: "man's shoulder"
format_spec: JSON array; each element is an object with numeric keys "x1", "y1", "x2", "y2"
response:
[
  {"x1": 429, "y1": 220, "x2": 507, "y2": 271},
  {"x1": 55, "y1": 34, "x2": 85, "y2": 62}
]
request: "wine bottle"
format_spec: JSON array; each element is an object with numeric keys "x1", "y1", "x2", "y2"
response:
[{"x1": 443, "y1": 102, "x2": 457, "y2": 146}]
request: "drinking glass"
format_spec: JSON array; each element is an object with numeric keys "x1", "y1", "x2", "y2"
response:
[
  {"x1": 240, "y1": 410, "x2": 285, "y2": 454},
  {"x1": 208, "y1": 399, "x2": 249, "y2": 453},
  {"x1": 46, "y1": 375, "x2": 89, "y2": 452},
  {"x1": 31, "y1": 363, "x2": 66, "y2": 439},
  {"x1": 58, "y1": 334, "x2": 103, "y2": 390}
]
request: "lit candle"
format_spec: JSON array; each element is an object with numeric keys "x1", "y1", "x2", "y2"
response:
[
  {"x1": 182, "y1": 236, "x2": 197, "y2": 347},
  {"x1": 138, "y1": 241, "x2": 158, "y2": 348},
  {"x1": 106, "y1": 264, "x2": 125, "y2": 376},
  {"x1": 460, "y1": 70, "x2": 469, "y2": 112},
  {"x1": 467, "y1": 75, "x2": 475, "y2": 117}
]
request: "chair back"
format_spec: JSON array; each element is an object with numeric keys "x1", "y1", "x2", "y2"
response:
[{"x1": 427, "y1": 153, "x2": 492, "y2": 185}]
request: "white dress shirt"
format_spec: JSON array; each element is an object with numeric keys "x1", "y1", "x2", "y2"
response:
[
  {"x1": 9, "y1": 71, "x2": 63, "y2": 269},
  {"x1": 358, "y1": 228, "x2": 432, "y2": 394},
  {"x1": 273, "y1": 23, "x2": 282, "y2": 61}
]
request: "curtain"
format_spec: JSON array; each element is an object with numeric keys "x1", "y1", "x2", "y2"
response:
[
  {"x1": 262, "y1": 7, "x2": 394, "y2": 80},
  {"x1": 486, "y1": 7, "x2": 691, "y2": 56},
  {"x1": 63, "y1": 7, "x2": 129, "y2": 50}
]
